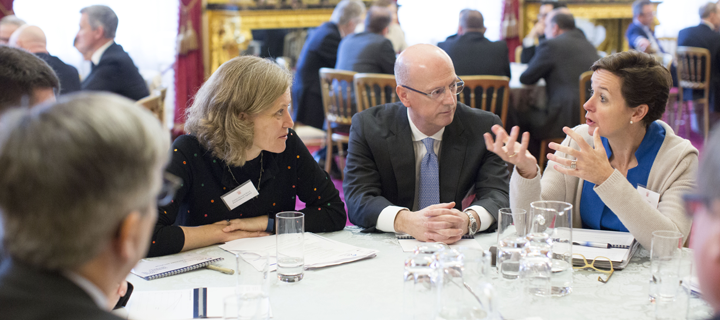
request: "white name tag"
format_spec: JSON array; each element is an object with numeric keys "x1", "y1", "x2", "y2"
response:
[
  {"x1": 637, "y1": 185, "x2": 660, "y2": 209},
  {"x1": 221, "y1": 180, "x2": 259, "y2": 211}
]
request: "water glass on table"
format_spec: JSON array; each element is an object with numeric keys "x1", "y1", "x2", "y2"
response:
[
  {"x1": 223, "y1": 292, "x2": 269, "y2": 320},
  {"x1": 496, "y1": 208, "x2": 528, "y2": 279},
  {"x1": 649, "y1": 230, "x2": 683, "y2": 301},
  {"x1": 275, "y1": 211, "x2": 304, "y2": 282},
  {"x1": 529, "y1": 201, "x2": 573, "y2": 297},
  {"x1": 403, "y1": 254, "x2": 440, "y2": 320}
]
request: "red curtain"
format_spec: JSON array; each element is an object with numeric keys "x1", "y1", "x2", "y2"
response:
[
  {"x1": 173, "y1": 0, "x2": 204, "y2": 137},
  {"x1": 0, "y1": 0, "x2": 14, "y2": 19},
  {"x1": 501, "y1": 0, "x2": 521, "y2": 63}
]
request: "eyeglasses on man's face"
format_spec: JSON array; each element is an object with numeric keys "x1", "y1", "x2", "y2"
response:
[{"x1": 401, "y1": 79, "x2": 464, "y2": 101}]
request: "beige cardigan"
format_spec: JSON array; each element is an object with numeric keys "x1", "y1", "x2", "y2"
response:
[{"x1": 510, "y1": 121, "x2": 697, "y2": 249}]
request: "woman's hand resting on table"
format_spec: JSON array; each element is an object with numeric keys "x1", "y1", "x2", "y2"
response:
[
  {"x1": 483, "y1": 125, "x2": 539, "y2": 179},
  {"x1": 214, "y1": 216, "x2": 270, "y2": 242}
]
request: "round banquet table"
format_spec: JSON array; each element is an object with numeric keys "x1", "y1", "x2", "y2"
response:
[{"x1": 126, "y1": 227, "x2": 713, "y2": 320}]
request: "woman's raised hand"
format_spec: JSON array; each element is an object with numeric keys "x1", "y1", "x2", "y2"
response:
[{"x1": 483, "y1": 125, "x2": 538, "y2": 179}]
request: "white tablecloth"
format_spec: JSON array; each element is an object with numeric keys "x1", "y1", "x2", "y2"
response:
[{"x1": 127, "y1": 227, "x2": 713, "y2": 320}]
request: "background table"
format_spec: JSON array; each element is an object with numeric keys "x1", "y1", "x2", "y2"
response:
[
  {"x1": 507, "y1": 63, "x2": 546, "y2": 130},
  {"x1": 127, "y1": 227, "x2": 713, "y2": 320}
]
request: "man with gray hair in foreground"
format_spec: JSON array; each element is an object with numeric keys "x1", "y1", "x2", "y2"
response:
[{"x1": 0, "y1": 93, "x2": 170, "y2": 319}]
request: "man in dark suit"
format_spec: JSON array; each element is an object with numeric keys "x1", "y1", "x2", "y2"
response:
[
  {"x1": 0, "y1": 93, "x2": 169, "y2": 319},
  {"x1": 74, "y1": 5, "x2": 149, "y2": 101},
  {"x1": 438, "y1": 9, "x2": 510, "y2": 77},
  {"x1": 519, "y1": 2, "x2": 565, "y2": 64},
  {"x1": 0, "y1": 46, "x2": 59, "y2": 114},
  {"x1": 292, "y1": 0, "x2": 365, "y2": 129},
  {"x1": 678, "y1": 2, "x2": 720, "y2": 114},
  {"x1": 343, "y1": 44, "x2": 509, "y2": 243},
  {"x1": 520, "y1": 11, "x2": 599, "y2": 144},
  {"x1": 10, "y1": 25, "x2": 80, "y2": 95},
  {"x1": 336, "y1": 6, "x2": 396, "y2": 74},
  {"x1": 626, "y1": 0, "x2": 662, "y2": 54}
]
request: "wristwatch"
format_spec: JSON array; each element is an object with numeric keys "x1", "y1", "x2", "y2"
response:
[{"x1": 464, "y1": 210, "x2": 478, "y2": 236}]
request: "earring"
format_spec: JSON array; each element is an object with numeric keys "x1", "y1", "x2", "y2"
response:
[{"x1": 630, "y1": 120, "x2": 634, "y2": 124}]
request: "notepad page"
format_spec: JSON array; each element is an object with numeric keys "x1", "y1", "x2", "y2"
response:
[{"x1": 572, "y1": 229, "x2": 635, "y2": 247}]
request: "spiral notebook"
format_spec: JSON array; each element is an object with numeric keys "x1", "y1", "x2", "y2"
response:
[{"x1": 131, "y1": 253, "x2": 224, "y2": 280}]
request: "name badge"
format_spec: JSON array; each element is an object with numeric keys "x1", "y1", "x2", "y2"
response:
[
  {"x1": 637, "y1": 185, "x2": 660, "y2": 209},
  {"x1": 221, "y1": 180, "x2": 259, "y2": 211}
]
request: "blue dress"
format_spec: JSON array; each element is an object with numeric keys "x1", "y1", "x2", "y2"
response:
[{"x1": 579, "y1": 121, "x2": 666, "y2": 231}]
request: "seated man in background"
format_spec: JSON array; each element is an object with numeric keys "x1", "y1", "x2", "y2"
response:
[
  {"x1": 10, "y1": 25, "x2": 81, "y2": 95},
  {"x1": 373, "y1": 0, "x2": 407, "y2": 53},
  {"x1": 519, "y1": 2, "x2": 565, "y2": 63},
  {"x1": 438, "y1": 9, "x2": 510, "y2": 77},
  {"x1": 74, "y1": 5, "x2": 149, "y2": 101},
  {"x1": 0, "y1": 15, "x2": 25, "y2": 44},
  {"x1": 343, "y1": 44, "x2": 509, "y2": 243},
  {"x1": 336, "y1": 5, "x2": 396, "y2": 74},
  {"x1": 626, "y1": 0, "x2": 662, "y2": 54},
  {"x1": 0, "y1": 92, "x2": 169, "y2": 319},
  {"x1": 0, "y1": 46, "x2": 58, "y2": 114}
]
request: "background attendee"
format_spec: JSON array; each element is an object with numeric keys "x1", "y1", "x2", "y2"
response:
[
  {"x1": 74, "y1": 5, "x2": 149, "y2": 101},
  {"x1": 0, "y1": 92, "x2": 169, "y2": 319},
  {"x1": 150, "y1": 56, "x2": 346, "y2": 257},
  {"x1": 438, "y1": 9, "x2": 510, "y2": 77},
  {"x1": 291, "y1": 0, "x2": 365, "y2": 130},
  {"x1": 373, "y1": 0, "x2": 407, "y2": 53},
  {"x1": 9, "y1": 25, "x2": 81, "y2": 95},
  {"x1": 0, "y1": 15, "x2": 25, "y2": 44},
  {"x1": 627, "y1": 0, "x2": 662, "y2": 53},
  {"x1": 490, "y1": 51, "x2": 696, "y2": 250},
  {"x1": 0, "y1": 46, "x2": 58, "y2": 114},
  {"x1": 520, "y1": 11, "x2": 599, "y2": 155},
  {"x1": 343, "y1": 44, "x2": 509, "y2": 243},
  {"x1": 677, "y1": 2, "x2": 720, "y2": 123},
  {"x1": 336, "y1": 6, "x2": 395, "y2": 74},
  {"x1": 520, "y1": 1, "x2": 565, "y2": 63}
]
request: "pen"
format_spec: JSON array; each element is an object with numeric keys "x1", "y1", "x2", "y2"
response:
[
  {"x1": 573, "y1": 241, "x2": 630, "y2": 249},
  {"x1": 206, "y1": 265, "x2": 235, "y2": 275}
]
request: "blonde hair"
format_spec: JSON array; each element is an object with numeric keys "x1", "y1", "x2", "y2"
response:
[{"x1": 185, "y1": 56, "x2": 292, "y2": 167}]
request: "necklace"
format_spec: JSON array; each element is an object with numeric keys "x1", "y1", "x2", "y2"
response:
[{"x1": 226, "y1": 152, "x2": 263, "y2": 195}]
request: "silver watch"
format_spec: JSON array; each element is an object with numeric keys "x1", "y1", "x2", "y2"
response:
[{"x1": 465, "y1": 211, "x2": 478, "y2": 236}]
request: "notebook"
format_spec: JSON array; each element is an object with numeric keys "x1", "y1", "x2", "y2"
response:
[
  {"x1": 396, "y1": 233, "x2": 482, "y2": 252},
  {"x1": 131, "y1": 253, "x2": 224, "y2": 280},
  {"x1": 571, "y1": 229, "x2": 640, "y2": 270}
]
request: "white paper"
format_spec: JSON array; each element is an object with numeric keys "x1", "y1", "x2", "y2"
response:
[
  {"x1": 126, "y1": 290, "x2": 194, "y2": 320},
  {"x1": 397, "y1": 238, "x2": 484, "y2": 252},
  {"x1": 572, "y1": 229, "x2": 636, "y2": 263}
]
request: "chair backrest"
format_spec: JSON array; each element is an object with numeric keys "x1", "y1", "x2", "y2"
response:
[
  {"x1": 676, "y1": 46, "x2": 712, "y2": 98},
  {"x1": 458, "y1": 76, "x2": 510, "y2": 127},
  {"x1": 353, "y1": 73, "x2": 398, "y2": 111},
  {"x1": 578, "y1": 70, "x2": 593, "y2": 124},
  {"x1": 136, "y1": 95, "x2": 164, "y2": 123},
  {"x1": 319, "y1": 68, "x2": 357, "y2": 127},
  {"x1": 657, "y1": 37, "x2": 677, "y2": 57},
  {"x1": 515, "y1": 46, "x2": 523, "y2": 63}
]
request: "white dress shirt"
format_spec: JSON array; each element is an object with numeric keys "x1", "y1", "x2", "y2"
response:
[
  {"x1": 91, "y1": 40, "x2": 115, "y2": 66},
  {"x1": 62, "y1": 271, "x2": 109, "y2": 309},
  {"x1": 375, "y1": 109, "x2": 496, "y2": 233}
]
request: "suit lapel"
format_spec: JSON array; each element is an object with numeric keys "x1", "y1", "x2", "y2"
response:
[
  {"x1": 439, "y1": 106, "x2": 468, "y2": 204},
  {"x1": 387, "y1": 106, "x2": 416, "y2": 208}
]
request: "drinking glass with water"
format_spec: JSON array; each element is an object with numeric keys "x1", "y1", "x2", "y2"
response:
[
  {"x1": 496, "y1": 208, "x2": 528, "y2": 279},
  {"x1": 275, "y1": 211, "x2": 304, "y2": 282}
]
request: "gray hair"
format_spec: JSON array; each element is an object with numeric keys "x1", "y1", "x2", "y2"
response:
[
  {"x1": 0, "y1": 15, "x2": 26, "y2": 27},
  {"x1": 80, "y1": 5, "x2": 118, "y2": 39},
  {"x1": 699, "y1": 128, "x2": 720, "y2": 201},
  {"x1": 632, "y1": 0, "x2": 652, "y2": 18},
  {"x1": 0, "y1": 92, "x2": 169, "y2": 270},
  {"x1": 700, "y1": 2, "x2": 718, "y2": 18},
  {"x1": 330, "y1": 0, "x2": 366, "y2": 27}
]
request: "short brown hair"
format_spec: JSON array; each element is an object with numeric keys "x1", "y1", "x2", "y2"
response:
[
  {"x1": 591, "y1": 50, "x2": 671, "y2": 127},
  {"x1": 185, "y1": 56, "x2": 292, "y2": 167},
  {"x1": 0, "y1": 46, "x2": 59, "y2": 113},
  {"x1": 365, "y1": 6, "x2": 392, "y2": 34}
]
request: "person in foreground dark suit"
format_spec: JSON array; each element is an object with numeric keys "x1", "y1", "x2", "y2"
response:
[
  {"x1": 520, "y1": 11, "x2": 599, "y2": 144},
  {"x1": 678, "y1": 2, "x2": 720, "y2": 114},
  {"x1": 292, "y1": 0, "x2": 365, "y2": 129},
  {"x1": 0, "y1": 92, "x2": 169, "y2": 320},
  {"x1": 0, "y1": 46, "x2": 58, "y2": 114},
  {"x1": 343, "y1": 44, "x2": 509, "y2": 243},
  {"x1": 519, "y1": 1, "x2": 565, "y2": 64},
  {"x1": 74, "y1": 5, "x2": 149, "y2": 101},
  {"x1": 438, "y1": 9, "x2": 510, "y2": 77},
  {"x1": 10, "y1": 25, "x2": 80, "y2": 95},
  {"x1": 336, "y1": 6, "x2": 396, "y2": 74}
]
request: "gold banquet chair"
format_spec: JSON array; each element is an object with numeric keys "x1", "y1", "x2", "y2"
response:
[
  {"x1": 136, "y1": 94, "x2": 164, "y2": 123},
  {"x1": 319, "y1": 68, "x2": 357, "y2": 180},
  {"x1": 458, "y1": 76, "x2": 510, "y2": 127},
  {"x1": 676, "y1": 46, "x2": 712, "y2": 140},
  {"x1": 353, "y1": 73, "x2": 398, "y2": 111}
]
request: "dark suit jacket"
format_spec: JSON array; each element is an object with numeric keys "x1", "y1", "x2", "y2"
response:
[
  {"x1": 520, "y1": 29, "x2": 599, "y2": 140},
  {"x1": 292, "y1": 22, "x2": 342, "y2": 129},
  {"x1": 626, "y1": 22, "x2": 664, "y2": 53},
  {"x1": 35, "y1": 52, "x2": 80, "y2": 95},
  {"x1": 336, "y1": 32, "x2": 395, "y2": 74},
  {"x1": 678, "y1": 23, "x2": 720, "y2": 112},
  {"x1": 343, "y1": 102, "x2": 510, "y2": 230},
  {"x1": 0, "y1": 259, "x2": 121, "y2": 320},
  {"x1": 437, "y1": 32, "x2": 510, "y2": 77},
  {"x1": 81, "y1": 42, "x2": 149, "y2": 101},
  {"x1": 520, "y1": 35, "x2": 545, "y2": 64}
]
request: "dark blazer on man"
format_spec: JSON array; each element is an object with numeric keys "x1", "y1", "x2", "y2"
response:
[
  {"x1": 343, "y1": 102, "x2": 510, "y2": 230},
  {"x1": 292, "y1": 22, "x2": 342, "y2": 130},
  {"x1": 678, "y1": 23, "x2": 720, "y2": 112},
  {"x1": 35, "y1": 52, "x2": 80, "y2": 95},
  {"x1": 520, "y1": 28, "x2": 599, "y2": 140},
  {"x1": 520, "y1": 35, "x2": 545, "y2": 64},
  {"x1": 81, "y1": 42, "x2": 149, "y2": 101},
  {"x1": 336, "y1": 31, "x2": 395, "y2": 74},
  {"x1": 437, "y1": 32, "x2": 510, "y2": 77},
  {"x1": 0, "y1": 259, "x2": 121, "y2": 320}
]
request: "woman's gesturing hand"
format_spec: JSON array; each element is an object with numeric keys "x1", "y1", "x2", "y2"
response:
[
  {"x1": 483, "y1": 125, "x2": 538, "y2": 179},
  {"x1": 547, "y1": 127, "x2": 614, "y2": 186}
]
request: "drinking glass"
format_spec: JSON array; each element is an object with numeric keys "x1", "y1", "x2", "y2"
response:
[
  {"x1": 529, "y1": 201, "x2": 573, "y2": 297},
  {"x1": 231, "y1": 250, "x2": 270, "y2": 320},
  {"x1": 649, "y1": 230, "x2": 683, "y2": 301},
  {"x1": 436, "y1": 248, "x2": 480, "y2": 319},
  {"x1": 655, "y1": 248, "x2": 693, "y2": 320},
  {"x1": 496, "y1": 208, "x2": 528, "y2": 279},
  {"x1": 223, "y1": 293, "x2": 268, "y2": 320},
  {"x1": 403, "y1": 254, "x2": 440, "y2": 320},
  {"x1": 275, "y1": 211, "x2": 304, "y2": 282}
]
